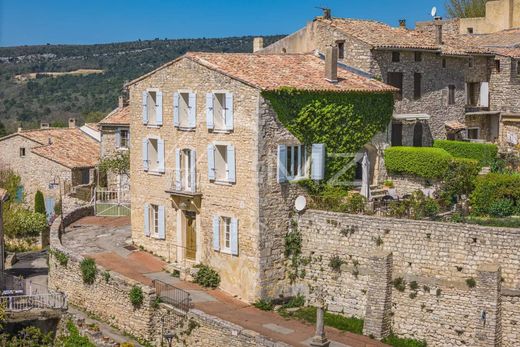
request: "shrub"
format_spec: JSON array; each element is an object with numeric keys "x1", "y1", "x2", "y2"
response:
[
  {"x1": 344, "y1": 193, "x2": 366, "y2": 213},
  {"x1": 253, "y1": 298, "x2": 274, "y2": 311},
  {"x1": 34, "y1": 190, "x2": 46, "y2": 215},
  {"x1": 384, "y1": 147, "x2": 452, "y2": 179},
  {"x1": 80, "y1": 258, "x2": 97, "y2": 285},
  {"x1": 489, "y1": 198, "x2": 515, "y2": 217},
  {"x1": 470, "y1": 173, "x2": 520, "y2": 216},
  {"x1": 51, "y1": 249, "x2": 69, "y2": 266},
  {"x1": 439, "y1": 158, "x2": 480, "y2": 205},
  {"x1": 282, "y1": 294, "x2": 305, "y2": 309},
  {"x1": 4, "y1": 206, "x2": 48, "y2": 238},
  {"x1": 102, "y1": 271, "x2": 111, "y2": 283},
  {"x1": 129, "y1": 286, "x2": 144, "y2": 307},
  {"x1": 193, "y1": 264, "x2": 220, "y2": 288},
  {"x1": 466, "y1": 277, "x2": 477, "y2": 288},
  {"x1": 382, "y1": 333, "x2": 427, "y2": 347},
  {"x1": 393, "y1": 277, "x2": 406, "y2": 292},
  {"x1": 384, "y1": 179, "x2": 394, "y2": 188},
  {"x1": 434, "y1": 140, "x2": 498, "y2": 166},
  {"x1": 329, "y1": 255, "x2": 344, "y2": 272}
]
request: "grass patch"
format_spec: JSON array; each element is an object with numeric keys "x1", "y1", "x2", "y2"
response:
[
  {"x1": 382, "y1": 333, "x2": 427, "y2": 347},
  {"x1": 279, "y1": 307, "x2": 363, "y2": 334},
  {"x1": 463, "y1": 216, "x2": 520, "y2": 228}
]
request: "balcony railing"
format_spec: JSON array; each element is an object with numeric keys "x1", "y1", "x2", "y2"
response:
[
  {"x1": 153, "y1": 279, "x2": 191, "y2": 314},
  {"x1": 166, "y1": 172, "x2": 202, "y2": 196}
]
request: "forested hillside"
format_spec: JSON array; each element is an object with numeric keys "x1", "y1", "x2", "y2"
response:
[{"x1": 0, "y1": 35, "x2": 284, "y2": 135}]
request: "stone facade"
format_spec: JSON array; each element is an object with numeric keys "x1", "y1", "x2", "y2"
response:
[
  {"x1": 292, "y1": 209, "x2": 520, "y2": 346},
  {"x1": 459, "y1": 0, "x2": 520, "y2": 34}
]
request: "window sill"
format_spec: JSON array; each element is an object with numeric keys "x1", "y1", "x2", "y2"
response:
[
  {"x1": 210, "y1": 129, "x2": 232, "y2": 134},
  {"x1": 117, "y1": 147, "x2": 129, "y2": 151},
  {"x1": 176, "y1": 126, "x2": 196, "y2": 132},
  {"x1": 146, "y1": 171, "x2": 164, "y2": 176},
  {"x1": 212, "y1": 180, "x2": 232, "y2": 186},
  {"x1": 288, "y1": 176, "x2": 308, "y2": 183},
  {"x1": 146, "y1": 124, "x2": 162, "y2": 129},
  {"x1": 216, "y1": 249, "x2": 236, "y2": 256}
]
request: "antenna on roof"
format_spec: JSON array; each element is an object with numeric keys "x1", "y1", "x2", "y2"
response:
[
  {"x1": 316, "y1": 7, "x2": 331, "y2": 20},
  {"x1": 431, "y1": 6, "x2": 437, "y2": 18}
]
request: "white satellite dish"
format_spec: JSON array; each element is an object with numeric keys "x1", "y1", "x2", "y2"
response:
[
  {"x1": 431, "y1": 6, "x2": 437, "y2": 18},
  {"x1": 294, "y1": 196, "x2": 307, "y2": 212}
]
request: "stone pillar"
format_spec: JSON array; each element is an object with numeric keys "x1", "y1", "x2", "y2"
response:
[
  {"x1": 253, "y1": 37, "x2": 264, "y2": 52},
  {"x1": 363, "y1": 251, "x2": 392, "y2": 339},
  {"x1": 310, "y1": 300, "x2": 330, "y2": 347},
  {"x1": 475, "y1": 264, "x2": 502, "y2": 347}
]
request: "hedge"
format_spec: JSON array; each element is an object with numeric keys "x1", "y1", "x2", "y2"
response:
[
  {"x1": 470, "y1": 173, "x2": 520, "y2": 216},
  {"x1": 384, "y1": 147, "x2": 453, "y2": 179},
  {"x1": 433, "y1": 140, "x2": 498, "y2": 165}
]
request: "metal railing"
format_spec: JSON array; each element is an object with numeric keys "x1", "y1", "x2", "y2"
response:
[
  {"x1": 167, "y1": 172, "x2": 202, "y2": 195},
  {"x1": 153, "y1": 279, "x2": 191, "y2": 314},
  {"x1": 0, "y1": 292, "x2": 67, "y2": 312}
]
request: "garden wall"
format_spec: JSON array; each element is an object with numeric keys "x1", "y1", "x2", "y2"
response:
[
  {"x1": 295, "y1": 209, "x2": 520, "y2": 347},
  {"x1": 48, "y1": 206, "x2": 288, "y2": 346}
]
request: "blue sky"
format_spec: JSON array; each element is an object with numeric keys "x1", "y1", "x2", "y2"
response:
[{"x1": 0, "y1": 0, "x2": 446, "y2": 47}]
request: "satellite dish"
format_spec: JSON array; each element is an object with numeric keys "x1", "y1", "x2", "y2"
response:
[
  {"x1": 294, "y1": 196, "x2": 307, "y2": 212},
  {"x1": 431, "y1": 6, "x2": 437, "y2": 18}
]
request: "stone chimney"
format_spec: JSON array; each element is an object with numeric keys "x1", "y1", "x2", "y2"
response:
[
  {"x1": 253, "y1": 37, "x2": 264, "y2": 52},
  {"x1": 17, "y1": 126, "x2": 22, "y2": 133},
  {"x1": 68, "y1": 118, "x2": 76, "y2": 128},
  {"x1": 322, "y1": 8, "x2": 331, "y2": 20},
  {"x1": 434, "y1": 17, "x2": 443, "y2": 45},
  {"x1": 325, "y1": 46, "x2": 338, "y2": 83},
  {"x1": 40, "y1": 122, "x2": 50, "y2": 129},
  {"x1": 118, "y1": 95, "x2": 124, "y2": 108},
  {"x1": 399, "y1": 19, "x2": 406, "y2": 29}
]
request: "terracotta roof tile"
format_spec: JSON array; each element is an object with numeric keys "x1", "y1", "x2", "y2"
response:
[
  {"x1": 184, "y1": 52, "x2": 396, "y2": 92},
  {"x1": 16, "y1": 128, "x2": 99, "y2": 168},
  {"x1": 99, "y1": 106, "x2": 130, "y2": 125}
]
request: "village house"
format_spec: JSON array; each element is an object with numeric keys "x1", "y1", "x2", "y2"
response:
[
  {"x1": 126, "y1": 50, "x2": 395, "y2": 301},
  {"x1": 457, "y1": 0, "x2": 520, "y2": 34},
  {"x1": 0, "y1": 119, "x2": 100, "y2": 216}
]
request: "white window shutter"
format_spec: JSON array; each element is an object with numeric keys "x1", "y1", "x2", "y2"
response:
[
  {"x1": 142, "y1": 91, "x2": 148, "y2": 124},
  {"x1": 206, "y1": 93, "x2": 214, "y2": 129},
  {"x1": 190, "y1": 149, "x2": 197, "y2": 192},
  {"x1": 158, "y1": 205, "x2": 165, "y2": 239},
  {"x1": 225, "y1": 92, "x2": 234, "y2": 131},
  {"x1": 115, "y1": 128, "x2": 121, "y2": 148},
  {"x1": 212, "y1": 216, "x2": 220, "y2": 251},
  {"x1": 311, "y1": 144, "x2": 326, "y2": 180},
  {"x1": 173, "y1": 92, "x2": 180, "y2": 127},
  {"x1": 144, "y1": 203, "x2": 150, "y2": 236},
  {"x1": 175, "y1": 149, "x2": 181, "y2": 190},
  {"x1": 277, "y1": 145, "x2": 287, "y2": 183},
  {"x1": 156, "y1": 91, "x2": 163, "y2": 125},
  {"x1": 230, "y1": 218, "x2": 238, "y2": 256},
  {"x1": 207, "y1": 144, "x2": 215, "y2": 180},
  {"x1": 480, "y1": 82, "x2": 489, "y2": 107},
  {"x1": 142, "y1": 139, "x2": 149, "y2": 171},
  {"x1": 158, "y1": 139, "x2": 165, "y2": 173},
  {"x1": 227, "y1": 145, "x2": 236, "y2": 183},
  {"x1": 188, "y1": 93, "x2": 196, "y2": 128}
]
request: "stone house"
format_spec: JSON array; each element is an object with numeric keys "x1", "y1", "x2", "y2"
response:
[
  {"x1": 457, "y1": 0, "x2": 520, "y2": 34},
  {"x1": 98, "y1": 97, "x2": 131, "y2": 194},
  {"x1": 0, "y1": 120, "x2": 100, "y2": 216},
  {"x1": 126, "y1": 51, "x2": 395, "y2": 302}
]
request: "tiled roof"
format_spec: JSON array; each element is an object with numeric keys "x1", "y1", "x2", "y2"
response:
[
  {"x1": 184, "y1": 52, "x2": 397, "y2": 92},
  {"x1": 13, "y1": 128, "x2": 99, "y2": 168},
  {"x1": 99, "y1": 106, "x2": 130, "y2": 126}
]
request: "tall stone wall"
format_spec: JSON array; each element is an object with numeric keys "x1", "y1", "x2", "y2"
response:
[{"x1": 295, "y1": 209, "x2": 520, "y2": 346}]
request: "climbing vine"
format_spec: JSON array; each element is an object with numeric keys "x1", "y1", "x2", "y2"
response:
[{"x1": 262, "y1": 88, "x2": 394, "y2": 192}]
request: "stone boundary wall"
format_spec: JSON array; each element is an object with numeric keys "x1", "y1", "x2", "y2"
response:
[
  {"x1": 49, "y1": 206, "x2": 288, "y2": 346},
  {"x1": 296, "y1": 210, "x2": 520, "y2": 347}
]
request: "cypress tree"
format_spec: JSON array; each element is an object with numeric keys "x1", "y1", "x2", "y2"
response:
[{"x1": 34, "y1": 190, "x2": 46, "y2": 215}]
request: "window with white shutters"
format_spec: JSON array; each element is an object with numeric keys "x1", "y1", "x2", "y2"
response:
[
  {"x1": 175, "y1": 92, "x2": 196, "y2": 129},
  {"x1": 144, "y1": 137, "x2": 165, "y2": 174},
  {"x1": 142, "y1": 90, "x2": 162, "y2": 126},
  {"x1": 278, "y1": 145, "x2": 307, "y2": 182},
  {"x1": 207, "y1": 92, "x2": 234, "y2": 131},
  {"x1": 208, "y1": 143, "x2": 235, "y2": 183},
  {"x1": 213, "y1": 216, "x2": 238, "y2": 255}
]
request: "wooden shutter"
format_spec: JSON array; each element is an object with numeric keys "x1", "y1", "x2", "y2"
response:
[
  {"x1": 188, "y1": 93, "x2": 196, "y2": 128},
  {"x1": 230, "y1": 218, "x2": 238, "y2": 255},
  {"x1": 206, "y1": 93, "x2": 214, "y2": 129},
  {"x1": 158, "y1": 205, "x2": 165, "y2": 239},
  {"x1": 144, "y1": 203, "x2": 150, "y2": 236},
  {"x1": 158, "y1": 139, "x2": 165, "y2": 173},
  {"x1": 227, "y1": 145, "x2": 236, "y2": 183},
  {"x1": 175, "y1": 149, "x2": 181, "y2": 190},
  {"x1": 277, "y1": 145, "x2": 287, "y2": 183},
  {"x1": 173, "y1": 92, "x2": 180, "y2": 127},
  {"x1": 225, "y1": 93, "x2": 234, "y2": 131},
  {"x1": 142, "y1": 91, "x2": 148, "y2": 124},
  {"x1": 207, "y1": 144, "x2": 215, "y2": 180},
  {"x1": 190, "y1": 149, "x2": 197, "y2": 192},
  {"x1": 115, "y1": 128, "x2": 121, "y2": 148},
  {"x1": 142, "y1": 138, "x2": 149, "y2": 171},
  {"x1": 311, "y1": 144, "x2": 326, "y2": 180},
  {"x1": 156, "y1": 91, "x2": 163, "y2": 125},
  {"x1": 212, "y1": 216, "x2": 220, "y2": 251},
  {"x1": 480, "y1": 82, "x2": 489, "y2": 107}
]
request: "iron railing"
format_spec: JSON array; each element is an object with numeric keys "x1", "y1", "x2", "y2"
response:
[
  {"x1": 153, "y1": 279, "x2": 191, "y2": 313},
  {"x1": 0, "y1": 292, "x2": 67, "y2": 312}
]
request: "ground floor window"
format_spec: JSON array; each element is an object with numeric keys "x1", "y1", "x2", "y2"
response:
[
  {"x1": 467, "y1": 127, "x2": 480, "y2": 140},
  {"x1": 212, "y1": 215, "x2": 238, "y2": 255},
  {"x1": 144, "y1": 203, "x2": 165, "y2": 239}
]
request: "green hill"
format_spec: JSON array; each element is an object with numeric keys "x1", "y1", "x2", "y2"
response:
[{"x1": 0, "y1": 35, "x2": 284, "y2": 135}]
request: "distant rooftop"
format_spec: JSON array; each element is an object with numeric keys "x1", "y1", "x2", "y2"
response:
[{"x1": 99, "y1": 106, "x2": 130, "y2": 126}]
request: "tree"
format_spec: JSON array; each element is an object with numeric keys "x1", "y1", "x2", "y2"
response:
[
  {"x1": 4, "y1": 206, "x2": 48, "y2": 238},
  {"x1": 34, "y1": 190, "x2": 46, "y2": 215},
  {"x1": 84, "y1": 111, "x2": 106, "y2": 124},
  {"x1": 445, "y1": 0, "x2": 488, "y2": 18},
  {"x1": 0, "y1": 122, "x2": 6, "y2": 137},
  {"x1": 0, "y1": 169, "x2": 22, "y2": 211}
]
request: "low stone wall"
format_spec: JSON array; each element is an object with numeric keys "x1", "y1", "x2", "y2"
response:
[
  {"x1": 49, "y1": 206, "x2": 288, "y2": 346},
  {"x1": 294, "y1": 209, "x2": 520, "y2": 346},
  {"x1": 387, "y1": 174, "x2": 438, "y2": 196}
]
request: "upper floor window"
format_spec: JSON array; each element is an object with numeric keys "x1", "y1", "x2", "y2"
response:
[
  {"x1": 337, "y1": 41, "x2": 345, "y2": 59},
  {"x1": 387, "y1": 72, "x2": 403, "y2": 100},
  {"x1": 448, "y1": 85, "x2": 456, "y2": 105},
  {"x1": 142, "y1": 90, "x2": 163, "y2": 126},
  {"x1": 142, "y1": 137, "x2": 165, "y2": 173},
  {"x1": 392, "y1": 52, "x2": 400, "y2": 62},
  {"x1": 414, "y1": 52, "x2": 422, "y2": 62},
  {"x1": 116, "y1": 128, "x2": 130, "y2": 149},
  {"x1": 175, "y1": 148, "x2": 196, "y2": 192},
  {"x1": 517, "y1": 61, "x2": 520, "y2": 75},
  {"x1": 19, "y1": 147, "x2": 26, "y2": 157},
  {"x1": 468, "y1": 57, "x2": 474, "y2": 68},
  {"x1": 207, "y1": 143, "x2": 235, "y2": 183},
  {"x1": 278, "y1": 145, "x2": 307, "y2": 182},
  {"x1": 466, "y1": 82, "x2": 489, "y2": 107},
  {"x1": 414, "y1": 73, "x2": 422, "y2": 100},
  {"x1": 206, "y1": 92, "x2": 234, "y2": 131},
  {"x1": 442, "y1": 58, "x2": 447, "y2": 68},
  {"x1": 144, "y1": 203, "x2": 165, "y2": 239},
  {"x1": 174, "y1": 92, "x2": 196, "y2": 129},
  {"x1": 212, "y1": 215, "x2": 238, "y2": 255},
  {"x1": 495, "y1": 60, "x2": 501, "y2": 73}
]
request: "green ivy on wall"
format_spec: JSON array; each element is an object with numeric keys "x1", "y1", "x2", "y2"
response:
[{"x1": 261, "y1": 88, "x2": 394, "y2": 191}]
